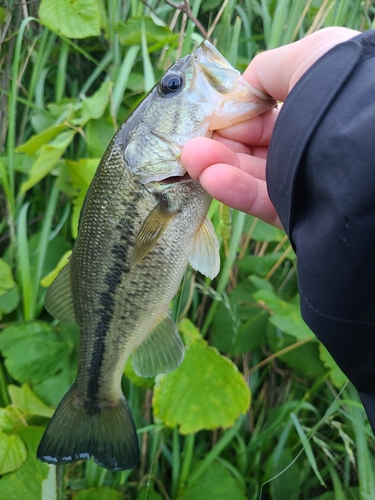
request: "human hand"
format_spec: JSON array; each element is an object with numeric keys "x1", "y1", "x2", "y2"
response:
[{"x1": 181, "y1": 27, "x2": 360, "y2": 229}]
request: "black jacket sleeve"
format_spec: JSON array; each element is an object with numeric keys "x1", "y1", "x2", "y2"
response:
[{"x1": 266, "y1": 30, "x2": 375, "y2": 432}]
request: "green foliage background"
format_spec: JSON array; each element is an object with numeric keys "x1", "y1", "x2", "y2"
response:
[{"x1": 0, "y1": 0, "x2": 375, "y2": 499}]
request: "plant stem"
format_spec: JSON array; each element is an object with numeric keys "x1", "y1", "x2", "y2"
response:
[
  {"x1": 171, "y1": 427, "x2": 180, "y2": 499},
  {"x1": 188, "y1": 416, "x2": 243, "y2": 486},
  {"x1": 178, "y1": 433, "x2": 195, "y2": 494},
  {"x1": 201, "y1": 211, "x2": 246, "y2": 337}
]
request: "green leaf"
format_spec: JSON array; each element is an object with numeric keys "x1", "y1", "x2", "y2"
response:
[
  {"x1": 136, "y1": 489, "x2": 163, "y2": 500},
  {"x1": 319, "y1": 344, "x2": 348, "y2": 388},
  {"x1": 75, "y1": 487, "x2": 122, "y2": 500},
  {"x1": 267, "y1": 329, "x2": 325, "y2": 378},
  {"x1": 73, "y1": 81, "x2": 112, "y2": 126},
  {"x1": 238, "y1": 253, "x2": 286, "y2": 277},
  {"x1": 93, "y1": 0, "x2": 108, "y2": 31},
  {"x1": 180, "y1": 461, "x2": 247, "y2": 500},
  {"x1": 0, "y1": 7, "x2": 6, "y2": 24},
  {"x1": 0, "y1": 431, "x2": 27, "y2": 475},
  {"x1": 211, "y1": 302, "x2": 268, "y2": 355},
  {"x1": 268, "y1": 449, "x2": 300, "y2": 500},
  {"x1": 254, "y1": 289, "x2": 314, "y2": 340},
  {"x1": 0, "y1": 258, "x2": 16, "y2": 294},
  {"x1": 20, "y1": 130, "x2": 76, "y2": 194},
  {"x1": 39, "y1": 0, "x2": 101, "y2": 39},
  {"x1": 15, "y1": 125, "x2": 66, "y2": 155},
  {"x1": 179, "y1": 318, "x2": 201, "y2": 346},
  {"x1": 245, "y1": 217, "x2": 286, "y2": 242},
  {"x1": 116, "y1": 17, "x2": 178, "y2": 48},
  {"x1": 290, "y1": 413, "x2": 326, "y2": 486},
  {"x1": 0, "y1": 322, "x2": 74, "y2": 384},
  {"x1": 33, "y1": 324, "x2": 79, "y2": 407},
  {"x1": 232, "y1": 309, "x2": 269, "y2": 354},
  {"x1": 8, "y1": 384, "x2": 54, "y2": 419},
  {"x1": 66, "y1": 158, "x2": 99, "y2": 237},
  {"x1": 153, "y1": 335, "x2": 250, "y2": 434},
  {"x1": 0, "y1": 286, "x2": 19, "y2": 320},
  {"x1": 40, "y1": 250, "x2": 72, "y2": 288},
  {"x1": 0, "y1": 427, "x2": 54, "y2": 500},
  {"x1": 0, "y1": 409, "x2": 14, "y2": 432},
  {"x1": 87, "y1": 117, "x2": 115, "y2": 157}
]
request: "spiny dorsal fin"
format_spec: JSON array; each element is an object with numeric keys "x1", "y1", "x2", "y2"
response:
[
  {"x1": 189, "y1": 216, "x2": 220, "y2": 279},
  {"x1": 45, "y1": 260, "x2": 76, "y2": 323},
  {"x1": 133, "y1": 198, "x2": 177, "y2": 264},
  {"x1": 132, "y1": 311, "x2": 184, "y2": 377}
]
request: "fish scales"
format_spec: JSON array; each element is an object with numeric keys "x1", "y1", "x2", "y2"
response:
[{"x1": 37, "y1": 41, "x2": 277, "y2": 470}]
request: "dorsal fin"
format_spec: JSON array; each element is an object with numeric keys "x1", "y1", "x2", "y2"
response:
[{"x1": 45, "y1": 260, "x2": 76, "y2": 323}]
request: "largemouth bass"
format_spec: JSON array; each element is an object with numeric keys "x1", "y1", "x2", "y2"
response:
[{"x1": 37, "y1": 41, "x2": 276, "y2": 471}]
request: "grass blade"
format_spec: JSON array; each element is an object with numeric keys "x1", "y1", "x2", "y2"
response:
[
  {"x1": 290, "y1": 412, "x2": 326, "y2": 486},
  {"x1": 17, "y1": 202, "x2": 33, "y2": 320}
]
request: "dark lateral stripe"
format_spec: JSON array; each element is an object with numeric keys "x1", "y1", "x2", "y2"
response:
[{"x1": 84, "y1": 201, "x2": 139, "y2": 410}]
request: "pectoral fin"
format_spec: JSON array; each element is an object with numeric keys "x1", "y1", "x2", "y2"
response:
[
  {"x1": 189, "y1": 216, "x2": 220, "y2": 279},
  {"x1": 133, "y1": 199, "x2": 177, "y2": 264},
  {"x1": 45, "y1": 260, "x2": 76, "y2": 323},
  {"x1": 132, "y1": 311, "x2": 184, "y2": 377}
]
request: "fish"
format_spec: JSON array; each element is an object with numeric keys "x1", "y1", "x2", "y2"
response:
[{"x1": 37, "y1": 41, "x2": 277, "y2": 471}]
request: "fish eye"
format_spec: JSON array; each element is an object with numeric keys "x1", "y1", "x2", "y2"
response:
[{"x1": 159, "y1": 73, "x2": 184, "y2": 97}]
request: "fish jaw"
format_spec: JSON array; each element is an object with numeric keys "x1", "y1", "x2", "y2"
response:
[{"x1": 192, "y1": 40, "x2": 277, "y2": 129}]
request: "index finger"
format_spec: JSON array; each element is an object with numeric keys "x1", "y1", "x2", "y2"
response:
[{"x1": 214, "y1": 107, "x2": 279, "y2": 147}]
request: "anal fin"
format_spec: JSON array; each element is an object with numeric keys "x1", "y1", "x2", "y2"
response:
[{"x1": 132, "y1": 312, "x2": 184, "y2": 377}]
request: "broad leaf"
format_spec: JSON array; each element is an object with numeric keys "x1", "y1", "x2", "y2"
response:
[
  {"x1": 15, "y1": 125, "x2": 66, "y2": 155},
  {"x1": 87, "y1": 117, "x2": 115, "y2": 157},
  {"x1": 0, "y1": 286, "x2": 19, "y2": 320},
  {"x1": 0, "y1": 258, "x2": 16, "y2": 294},
  {"x1": 180, "y1": 461, "x2": 246, "y2": 500},
  {"x1": 136, "y1": 489, "x2": 163, "y2": 500},
  {"x1": 238, "y1": 253, "x2": 285, "y2": 277},
  {"x1": 0, "y1": 427, "x2": 55, "y2": 500},
  {"x1": 267, "y1": 329, "x2": 325, "y2": 378},
  {"x1": 38, "y1": 0, "x2": 101, "y2": 38},
  {"x1": 8, "y1": 384, "x2": 54, "y2": 419},
  {"x1": 0, "y1": 322, "x2": 74, "y2": 385},
  {"x1": 75, "y1": 487, "x2": 122, "y2": 500},
  {"x1": 20, "y1": 130, "x2": 75, "y2": 193},
  {"x1": 73, "y1": 81, "x2": 112, "y2": 126},
  {"x1": 0, "y1": 432, "x2": 27, "y2": 475},
  {"x1": 116, "y1": 17, "x2": 178, "y2": 48},
  {"x1": 244, "y1": 216, "x2": 286, "y2": 242},
  {"x1": 254, "y1": 289, "x2": 314, "y2": 340},
  {"x1": 153, "y1": 322, "x2": 250, "y2": 434},
  {"x1": 268, "y1": 449, "x2": 301, "y2": 500}
]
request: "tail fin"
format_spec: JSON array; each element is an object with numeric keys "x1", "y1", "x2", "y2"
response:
[{"x1": 37, "y1": 386, "x2": 139, "y2": 471}]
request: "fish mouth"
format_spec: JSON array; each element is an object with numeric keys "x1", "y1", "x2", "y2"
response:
[
  {"x1": 194, "y1": 40, "x2": 277, "y2": 106},
  {"x1": 158, "y1": 172, "x2": 192, "y2": 184}
]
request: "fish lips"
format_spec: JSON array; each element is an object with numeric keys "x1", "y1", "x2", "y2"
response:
[{"x1": 194, "y1": 40, "x2": 277, "y2": 116}]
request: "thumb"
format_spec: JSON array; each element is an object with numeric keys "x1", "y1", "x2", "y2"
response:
[{"x1": 243, "y1": 27, "x2": 360, "y2": 102}]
